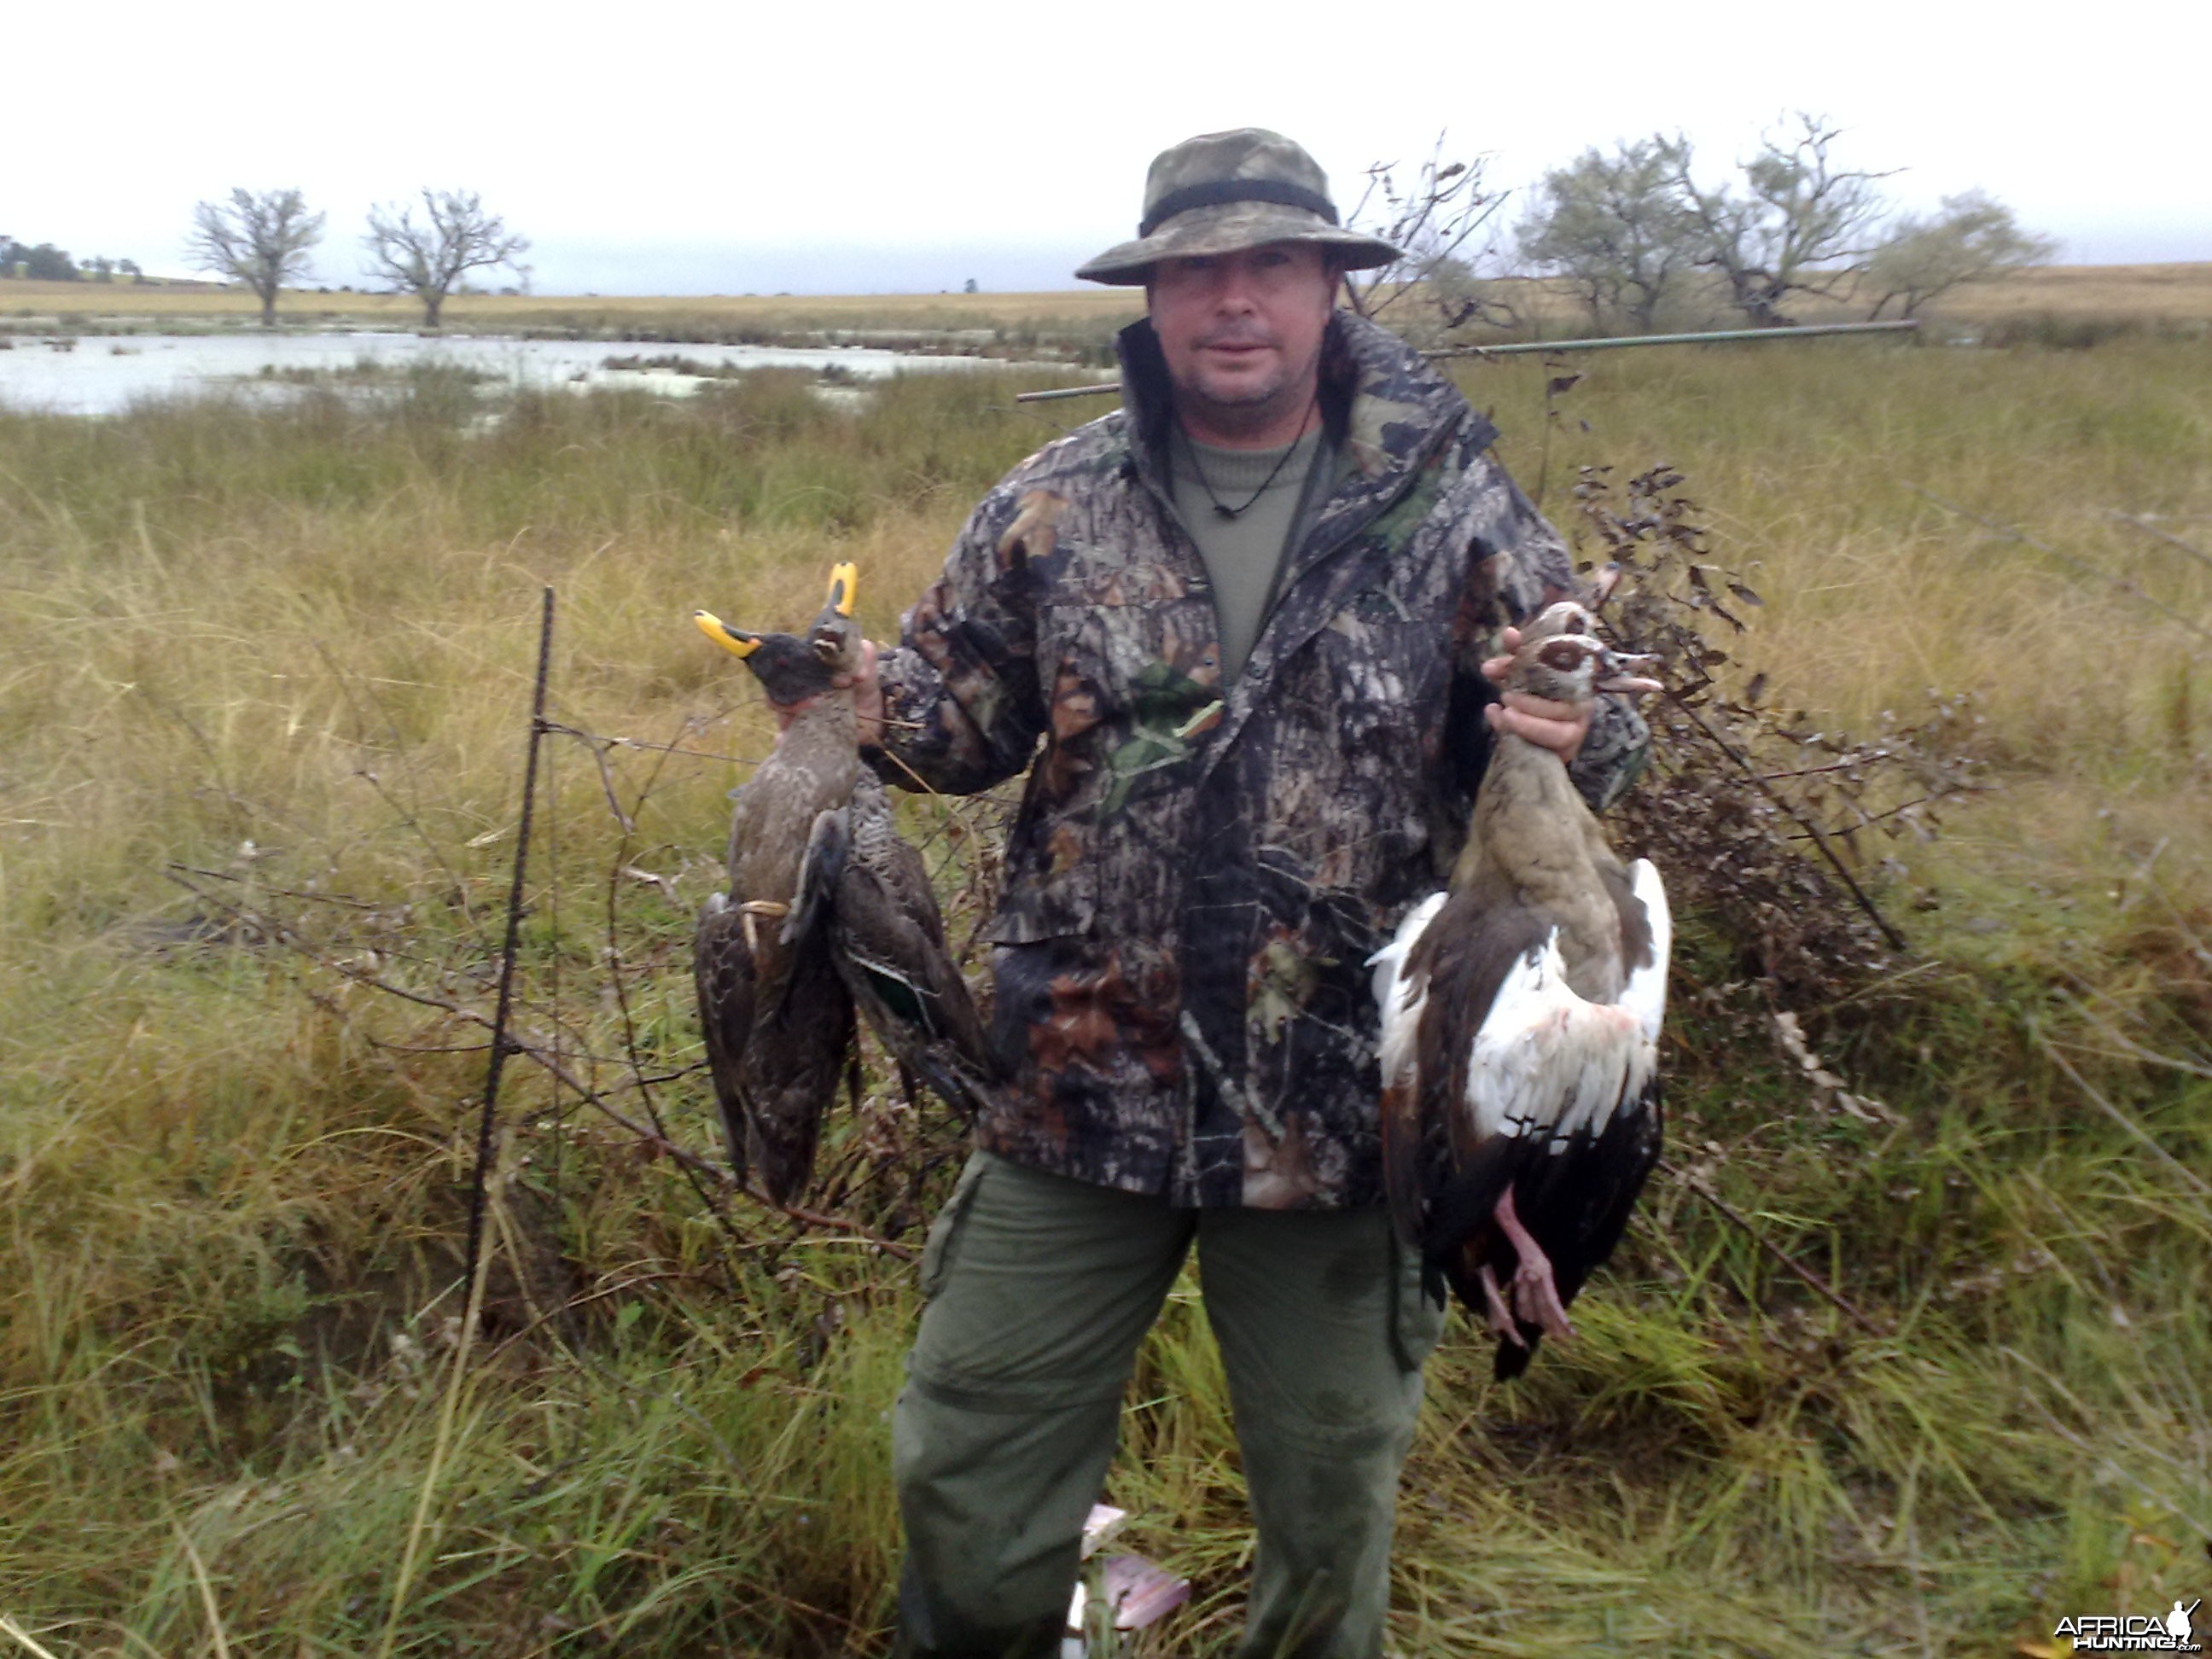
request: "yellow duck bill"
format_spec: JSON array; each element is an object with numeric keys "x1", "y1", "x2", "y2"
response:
[{"x1": 694, "y1": 610, "x2": 761, "y2": 659}]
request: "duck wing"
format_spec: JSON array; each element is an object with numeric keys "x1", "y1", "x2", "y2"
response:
[
  {"x1": 800, "y1": 781, "x2": 998, "y2": 1119},
  {"x1": 694, "y1": 892, "x2": 757, "y2": 1183},
  {"x1": 695, "y1": 878, "x2": 856, "y2": 1208}
]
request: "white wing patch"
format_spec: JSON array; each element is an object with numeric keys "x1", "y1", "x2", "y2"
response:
[
  {"x1": 1371, "y1": 890, "x2": 1448, "y2": 1091},
  {"x1": 1466, "y1": 930, "x2": 1655, "y2": 1150}
]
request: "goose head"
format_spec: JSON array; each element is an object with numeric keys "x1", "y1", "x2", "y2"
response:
[
  {"x1": 1507, "y1": 623, "x2": 1662, "y2": 705},
  {"x1": 1519, "y1": 599, "x2": 1600, "y2": 644}
]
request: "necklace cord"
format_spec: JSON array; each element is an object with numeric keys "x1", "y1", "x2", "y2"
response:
[{"x1": 1179, "y1": 392, "x2": 1320, "y2": 520}]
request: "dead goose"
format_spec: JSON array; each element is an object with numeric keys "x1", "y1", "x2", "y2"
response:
[
  {"x1": 1371, "y1": 602, "x2": 1669, "y2": 1378},
  {"x1": 691, "y1": 565, "x2": 864, "y2": 1204}
]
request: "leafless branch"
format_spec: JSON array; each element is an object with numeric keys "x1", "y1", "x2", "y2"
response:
[
  {"x1": 362, "y1": 189, "x2": 529, "y2": 329},
  {"x1": 187, "y1": 188, "x2": 323, "y2": 327}
]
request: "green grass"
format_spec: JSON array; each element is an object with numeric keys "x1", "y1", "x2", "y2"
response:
[{"x1": 0, "y1": 339, "x2": 2207, "y2": 1655}]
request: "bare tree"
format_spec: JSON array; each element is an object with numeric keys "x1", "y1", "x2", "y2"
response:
[
  {"x1": 362, "y1": 189, "x2": 529, "y2": 329},
  {"x1": 1516, "y1": 139, "x2": 1701, "y2": 333},
  {"x1": 188, "y1": 189, "x2": 324, "y2": 327},
  {"x1": 1659, "y1": 115, "x2": 1895, "y2": 328},
  {"x1": 1864, "y1": 191, "x2": 2058, "y2": 319},
  {"x1": 1342, "y1": 138, "x2": 1516, "y2": 341}
]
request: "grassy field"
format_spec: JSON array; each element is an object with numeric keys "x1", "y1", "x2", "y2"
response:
[{"x1": 0, "y1": 324, "x2": 2206, "y2": 1656}]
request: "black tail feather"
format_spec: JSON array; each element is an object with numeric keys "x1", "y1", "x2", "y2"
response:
[{"x1": 1494, "y1": 1327, "x2": 1541, "y2": 1382}]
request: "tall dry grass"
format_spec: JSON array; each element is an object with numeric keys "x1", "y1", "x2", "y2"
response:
[{"x1": 0, "y1": 340, "x2": 2206, "y2": 1655}]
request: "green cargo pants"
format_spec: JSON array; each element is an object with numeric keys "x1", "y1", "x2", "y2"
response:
[{"x1": 891, "y1": 1151, "x2": 1447, "y2": 1659}]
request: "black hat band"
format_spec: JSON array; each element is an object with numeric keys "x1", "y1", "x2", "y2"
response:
[{"x1": 1137, "y1": 178, "x2": 1340, "y2": 239}]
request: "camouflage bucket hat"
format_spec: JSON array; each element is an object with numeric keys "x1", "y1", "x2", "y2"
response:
[{"x1": 1076, "y1": 127, "x2": 1402, "y2": 286}]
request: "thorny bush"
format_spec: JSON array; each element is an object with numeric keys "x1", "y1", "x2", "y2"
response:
[{"x1": 1574, "y1": 463, "x2": 1989, "y2": 1005}]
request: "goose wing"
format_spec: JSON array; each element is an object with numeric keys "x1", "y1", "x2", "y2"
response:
[
  {"x1": 1471, "y1": 863, "x2": 1669, "y2": 1377},
  {"x1": 1615, "y1": 858, "x2": 1671, "y2": 1045},
  {"x1": 1373, "y1": 882, "x2": 1551, "y2": 1264},
  {"x1": 1372, "y1": 871, "x2": 1671, "y2": 1373},
  {"x1": 1373, "y1": 890, "x2": 1449, "y2": 1247}
]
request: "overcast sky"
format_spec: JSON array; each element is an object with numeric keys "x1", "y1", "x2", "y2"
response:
[{"x1": 11, "y1": 0, "x2": 2205, "y2": 294}]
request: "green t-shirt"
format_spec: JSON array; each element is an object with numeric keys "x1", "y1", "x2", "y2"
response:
[{"x1": 1169, "y1": 426, "x2": 1343, "y2": 683}]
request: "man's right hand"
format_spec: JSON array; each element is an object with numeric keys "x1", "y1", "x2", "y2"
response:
[{"x1": 773, "y1": 638, "x2": 884, "y2": 743}]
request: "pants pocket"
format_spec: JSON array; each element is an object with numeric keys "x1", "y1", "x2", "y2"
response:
[
  {"x1": 1388, "y1": 1226, "x2": 1447, "y2": 1374},
  {"x1": 918, "y1": 1151, "x2": 991, "y2": 1303}
]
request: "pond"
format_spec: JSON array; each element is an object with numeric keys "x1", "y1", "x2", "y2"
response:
[{"x1": 0, "y1": 331, "x2": 1023, "y2": 416}]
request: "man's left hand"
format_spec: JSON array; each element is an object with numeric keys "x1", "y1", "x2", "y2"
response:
[{"x1": 1481, "y1": 626, "x2": 1592, "y2": 761}]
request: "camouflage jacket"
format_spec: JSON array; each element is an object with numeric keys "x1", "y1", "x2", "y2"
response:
[{"x1": 873, "y1": 311, "x2": 1648, "y2": 1208}]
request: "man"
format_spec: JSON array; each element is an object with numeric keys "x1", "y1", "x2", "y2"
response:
[{"x1": 836, "y1": 129, "x2": 1647, "y2": 1656}]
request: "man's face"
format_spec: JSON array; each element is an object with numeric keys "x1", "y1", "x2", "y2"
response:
[{"x1": 1147, "y1": 243, "x2": 1336, "y2": 437}]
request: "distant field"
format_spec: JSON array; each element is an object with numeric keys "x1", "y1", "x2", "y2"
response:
[
  {"x1": 0, "y1": 279, "x2": 1147, "y2": 333},
  {"x1": 1949, "y1": 258, "x2": 2212, "y2": 319},
  {"x1": 4, "y1": 261, "x2": 2209, "y2": 335}
]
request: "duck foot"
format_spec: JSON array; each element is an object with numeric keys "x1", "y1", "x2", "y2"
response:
[
  {"x1": 737, "y1": 899, "x2": 789, "y2": 954},
  {"x1": 1493, "y1": 1185, "x2": 1576, "y2": 1341}
]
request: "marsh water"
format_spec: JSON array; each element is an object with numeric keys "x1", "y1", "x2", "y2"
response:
[{"x1": 0, "y1": 331, "x2": 1018, "y2": 416}]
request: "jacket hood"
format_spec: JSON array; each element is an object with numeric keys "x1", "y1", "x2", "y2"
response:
[{"x1": 1112, "y1": 310, "x2": 1494, "y2": 498}]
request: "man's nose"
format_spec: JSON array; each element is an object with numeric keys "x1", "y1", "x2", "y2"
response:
[{"x1": 1210, "y1": 260, "x2": 1261, "y2": 311}]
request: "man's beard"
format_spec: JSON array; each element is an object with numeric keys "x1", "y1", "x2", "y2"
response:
[{"x1": 1175, "y1": 338, "x2": 1320, "y2": 438}]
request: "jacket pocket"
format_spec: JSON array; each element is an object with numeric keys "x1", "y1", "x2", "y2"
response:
[{"x1": 919, "y1": 1151, "x2": 992, "y2": 1302}]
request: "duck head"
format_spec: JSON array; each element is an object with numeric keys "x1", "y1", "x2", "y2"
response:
[
  {"x1": 805, "y1": 562, "x2": 866, "y2": 681},
  {"x1": 692, "y1": 562, "x2": 864, "y2": 707},
  {"x1": 692, "y1": 616, "x2": 835, "y2": 706}
]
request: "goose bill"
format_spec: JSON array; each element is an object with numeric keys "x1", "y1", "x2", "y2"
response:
[{"x1": 1594, "y1": 645, "x2": 1662, "y2": 696}]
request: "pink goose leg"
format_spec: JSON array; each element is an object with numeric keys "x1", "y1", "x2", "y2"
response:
[
  {"x1": 1476, "y1": 1264, "x2": 1528, "y2": 1347},
  {"x1": 1492, "y1": 1185, "x2": 1576, "y2": 1340}
]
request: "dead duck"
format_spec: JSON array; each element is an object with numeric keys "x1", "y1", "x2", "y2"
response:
[
  {"x1": 789, "y1": 767, "x2": 998, "y2": 1123},
  {"x1": 691, "y1": 565, "x2": 864, "y2": 1205},
  {"x1": 1371, "y1": 602, "x2": 1670, "y2": 1378},
  {"x1": 773, "y1": 571, "x2": 997, "y2": 1121}
]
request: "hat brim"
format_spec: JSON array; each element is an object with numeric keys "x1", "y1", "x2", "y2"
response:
[{"x1": 1075, "y1": 201, "x2": 1401, "y2": 286}]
